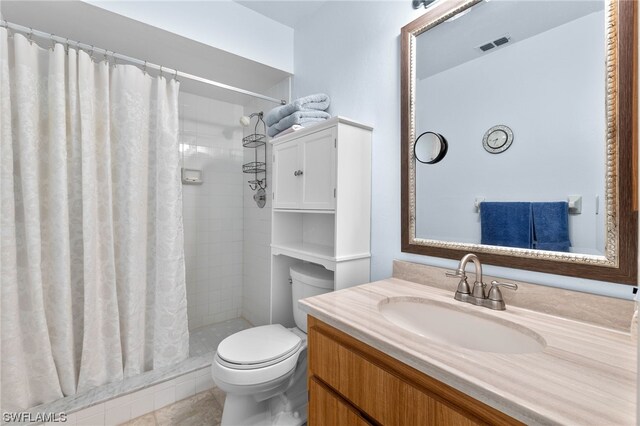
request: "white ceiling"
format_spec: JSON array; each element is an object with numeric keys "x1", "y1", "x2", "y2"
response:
[
  {"x1": 3, "y1": 0, "x2": 604, "y2": 99},
  {"x1": 235, "y1": 1, "x2": 327, "y2": 28},
  {"x1": 416, "y1": 0, "x2": 604, "y2": 79},
  {"x1": 1, "y1": 0, "x2": 291, "y2": 105}
]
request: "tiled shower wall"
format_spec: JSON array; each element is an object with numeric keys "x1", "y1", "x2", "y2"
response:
[
  {"x1": 242, "y1": 78, "x2": 291, "y2": 326},
  {"x1": 180, "y1": 92, "x2": 244, "y2": 330}
]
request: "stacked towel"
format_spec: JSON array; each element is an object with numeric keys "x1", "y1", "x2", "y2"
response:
[
  {"x1": 267, "y1": 111, "x2": 331, "y2": 137},
  {"x1": 267, "y1": 93, "x2": 331, "y2": 138}
]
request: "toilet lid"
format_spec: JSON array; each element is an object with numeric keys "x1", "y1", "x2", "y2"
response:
[{"x1": 217, "y1": 324, "x2": 302, "y2": 366}]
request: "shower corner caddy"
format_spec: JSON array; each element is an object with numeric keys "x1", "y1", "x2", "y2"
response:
[{"x1": 242, "y1": 112, "x2": 268, "y2": 207}]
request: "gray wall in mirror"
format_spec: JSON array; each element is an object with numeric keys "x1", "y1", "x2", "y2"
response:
[{"x1": 414, "y1": 1, "x2": 605, "y2": 256}]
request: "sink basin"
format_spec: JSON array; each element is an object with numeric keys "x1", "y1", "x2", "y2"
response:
[{"x1": 379, "y1": 298, "x2": 546, "y2": 354}]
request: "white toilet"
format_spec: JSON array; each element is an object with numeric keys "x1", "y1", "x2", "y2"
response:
[{"x1": 211, "y1": 262, "x2": 334, "y2": 426}]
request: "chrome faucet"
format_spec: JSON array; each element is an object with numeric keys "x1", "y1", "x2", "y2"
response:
[{"x1": 446, "y1": 253, "x2": 517, "y2": 310}]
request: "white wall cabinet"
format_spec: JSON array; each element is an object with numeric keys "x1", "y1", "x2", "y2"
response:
[
  {"x1": 273, "y1": 127, "x2": 336, "y2": 210},
  {"x1": 269, "y1": 117, "x2": 373, "y2": 327}
]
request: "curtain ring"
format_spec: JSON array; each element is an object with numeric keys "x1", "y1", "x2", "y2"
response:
[
  {"x1": 65, "y1": 38, "x2": 70, "y2": 54},
  {"x1": 2, "y1": 20, "x2": 12, "y2": 38},
  {"x1": 159, "y1": 65, "x2": 163, "y2": 77},
  {"x1": 143, "y1": 60, "x2": 147, "y2": 74},
  {"x1": 50, "y1": 34, "x2": 55, "y2": 51},
  {"x1": 174, "y1": 70, "x2": 179, "y2": 82},
  {"x1": 113, "y1": 53, "x2": 118, "y2": 68},
  {"x1": 28, "y1": 27, "x2": 33, "y2": 44}
]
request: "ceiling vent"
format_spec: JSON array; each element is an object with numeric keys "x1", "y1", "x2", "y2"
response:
[{"x1": 477, "y1": 35, "x2": 511, "y2": 53}]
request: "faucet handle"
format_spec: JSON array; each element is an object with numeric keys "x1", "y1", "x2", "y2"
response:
[
  {"x1": 445, "y1": 269, "x2": 465, "y2": 278},
  {"x1": 488, "y1": 280, "x2": 518, "y2": 301}
]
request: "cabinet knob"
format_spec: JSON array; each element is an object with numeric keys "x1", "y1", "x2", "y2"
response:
[{"x1": 293, "y1": 170, "x2": 304, "y2": 176}]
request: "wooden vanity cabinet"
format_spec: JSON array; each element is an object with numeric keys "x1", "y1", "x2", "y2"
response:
[{"x1": 307, "y1": 316, "x2": 522, "y2": 426}]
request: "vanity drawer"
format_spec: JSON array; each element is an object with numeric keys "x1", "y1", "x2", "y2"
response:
[
  {"x1": 308, "y1": 316, "x2": 522, "y2": 426},
  {"x1": 309, "y1": 377, "x2": 372, "y2": 426}
]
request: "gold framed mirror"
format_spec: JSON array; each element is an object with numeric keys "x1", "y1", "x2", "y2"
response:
[{"x1": 401, "y1": 0, "x2": 637, "y2": 284}]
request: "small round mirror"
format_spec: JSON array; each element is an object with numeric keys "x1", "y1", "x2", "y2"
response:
[{"x1": 414, "y1": 132, "x2": 448, "y2": 164}]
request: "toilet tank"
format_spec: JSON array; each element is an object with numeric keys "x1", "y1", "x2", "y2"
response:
[{"x1": 290, "y1": 263, "x2": 334, "y2": 332}]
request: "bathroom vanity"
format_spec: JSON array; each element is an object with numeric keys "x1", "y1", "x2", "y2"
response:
[
  {"x1": 307, "y1": 317, "x2": 520, "y2": 425},
  {"x1": 300, "y1": 263, "x2": 637, "y2": 425}
]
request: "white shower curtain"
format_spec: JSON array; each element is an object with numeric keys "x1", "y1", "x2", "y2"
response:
[{"x1": 0, "y1": 28, "x2": 189, "y2": 411}]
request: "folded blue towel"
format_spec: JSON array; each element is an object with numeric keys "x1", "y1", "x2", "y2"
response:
[
  {"x1": 480, "y1": 202, "x2": 532, "y2": 249},
  {"x1": 267, "y1": 111, "x2": 331, "y2": 137},
  {"x1": 532, "y1": 202, "x2": 570, "y2": 252},
  {"x1": 265, "y1": 93, "x2": 331, "y2": 127}
]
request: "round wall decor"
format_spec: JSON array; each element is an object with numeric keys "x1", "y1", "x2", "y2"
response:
[{"x1": 482, "y1": 125, "x2": 513, "y2": 154}]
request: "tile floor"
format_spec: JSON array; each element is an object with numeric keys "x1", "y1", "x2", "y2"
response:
[{"x1": 122, "y1": 387, "x2": 226, "y2": 426}]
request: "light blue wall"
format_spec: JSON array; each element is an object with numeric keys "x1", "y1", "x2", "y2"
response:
[{"x1": 292, "y1": 1, "x2": 635, "y2": 300}]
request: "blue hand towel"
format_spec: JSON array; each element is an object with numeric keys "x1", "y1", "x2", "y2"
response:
[
  {"x1": 532, "y1": 202, "x2": 571, "y2": 252},
  {"x1": 265, "y1": 93, "x2": 331, "y2": 126},
  {"x1": 267, "y1": 111, "x2": 331, "y2": 137},
  {"x1": 480, "y1": 202, "x2": 532, "y2": 249}
]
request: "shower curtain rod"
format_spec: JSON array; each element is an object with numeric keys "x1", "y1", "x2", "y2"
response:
[{"x1": 1, "y1": 20, "x2": 288, "y2": 106}]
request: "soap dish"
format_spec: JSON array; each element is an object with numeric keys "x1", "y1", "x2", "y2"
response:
[{"x1": 181, "y1": 168, "x2": 203, "y2": 185}]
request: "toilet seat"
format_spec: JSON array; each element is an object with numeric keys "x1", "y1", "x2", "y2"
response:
[
  {"x1": 217, "y1": 324, "x2": 302, "y2": 370},
  {"x1": 212, "y1": 325, "x2": 306, "y2": 388}
]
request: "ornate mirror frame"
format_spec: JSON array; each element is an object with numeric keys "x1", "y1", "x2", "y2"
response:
[{"x1": 401, "y1": 0, "x2": 638, "y2": 284}]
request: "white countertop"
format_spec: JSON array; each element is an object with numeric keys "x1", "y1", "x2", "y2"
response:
[{"x1": 299, "y1": 278, "x2": 637, "y2": 425}]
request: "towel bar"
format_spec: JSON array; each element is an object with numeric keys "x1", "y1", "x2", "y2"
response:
[{"x1": 474, "y1": 195, "x2": 582, "y2": 214}]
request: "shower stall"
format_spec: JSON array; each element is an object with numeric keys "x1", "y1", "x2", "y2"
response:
[{"x1": 1, "y1": 11, "x2": 290, "y2": 423}]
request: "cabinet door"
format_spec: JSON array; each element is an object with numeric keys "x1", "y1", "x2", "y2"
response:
[
  {"x1": 273, "y1": 141, "x2": 300, "y2": 209},
  {"x1": 300, "y1": 128, "x2": 336, "y2": 210}
]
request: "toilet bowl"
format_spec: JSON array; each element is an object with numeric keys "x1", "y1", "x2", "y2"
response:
[{"x1": 211, "y1": 262, "x2": 334, "y2": 426}]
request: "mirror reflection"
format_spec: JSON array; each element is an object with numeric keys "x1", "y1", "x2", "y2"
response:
[{"x1": 414, "y1": 0, "x2": 605, "y2": 256}]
